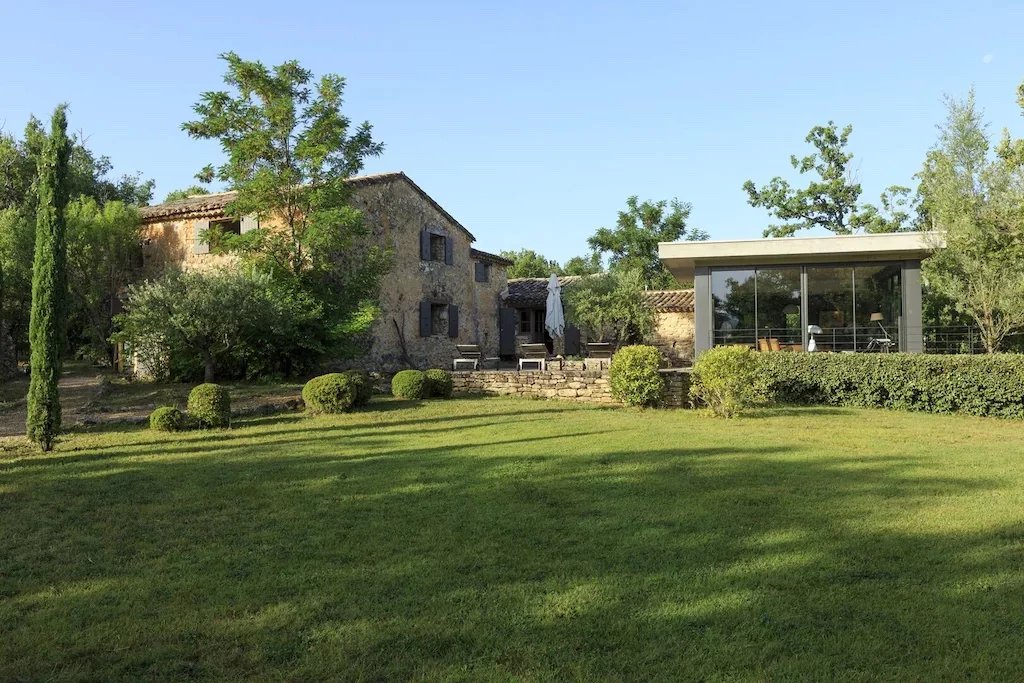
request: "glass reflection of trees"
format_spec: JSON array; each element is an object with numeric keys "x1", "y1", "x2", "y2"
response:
[{"x1": 710, "y1": 264, "x2": 902, "y2": 352}]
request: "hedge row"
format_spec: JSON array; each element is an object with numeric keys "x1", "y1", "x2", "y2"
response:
[{"x1": 755, "y1": 353, "x2": 1024, "y2": 419}]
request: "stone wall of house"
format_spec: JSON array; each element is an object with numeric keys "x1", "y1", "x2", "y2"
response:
[
  {"x1": 651, "y1": 310, "x2": 695, "y2": 367},
  {"x1": 140, "y1": 177, "x2": 507, "y2": 374},
  {"x1": 346, "y1": 178, "x2": 507, "y2": 372},
  {"x1": 450, "y1": 368, "x2": 692, "y2": 407}
]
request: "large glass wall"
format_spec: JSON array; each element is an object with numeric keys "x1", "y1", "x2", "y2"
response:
[
  {"x1": 854, "y1": 264, "x2": 901, "y2": 351},
  {"x1": 710, "y1": 267, "x2": 802, "y2": 350},
  {"x1": 711, "y1": 269, "x2": 756, "y2": 347},
  {"x1": 709, "y1": 263, "x2": 903, "y2": 352},
  {"x1": 806, "y1": 266, "x2": 855, "y2": 351},
  {"x1": 754, "y1": 268, "x2": 802, "y2": 350}
]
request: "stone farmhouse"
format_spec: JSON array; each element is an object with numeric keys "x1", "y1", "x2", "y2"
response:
[
  {"x1": 138, "y1": 171, "x2": 699, "y2": 372},
  {"x1": 139, "y1": 172, "x2": 512, "y2": 372}
]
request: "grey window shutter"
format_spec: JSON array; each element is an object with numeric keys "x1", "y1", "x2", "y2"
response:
[
  {"x1": 420, "y1": 231, "x2": 431, "y2": 260},
  {"x1": 193, "y1": 219, "x2": 210, "y2": 255},
  {"x1": 240, "y1": 215, "x2": 259, "y2": 234},
  {"x1": 474, "y1": 262, "x2": 486, "y2": 282},
  {"x1": 448, "y1": 304, "x2": 459, "y2": 338},
  {"x1": 444, "y1": 236, "x2": 454, "y2": 265},
  {"x1": 419, "y1": 300, "x2": 432, "y2": 337}
]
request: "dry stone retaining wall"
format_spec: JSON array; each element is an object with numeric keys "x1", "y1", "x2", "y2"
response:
[{"x1": 451, "y1": 368, "x2": 692, "y2": 407}]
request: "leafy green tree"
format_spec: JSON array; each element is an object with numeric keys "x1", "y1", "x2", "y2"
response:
[
  {"x1": 563, "y1": 269, "x2": 654, "y2": 343},
  {"x1": 744, "y1": 122, "x2": 862, "y2": 237},
  {"x1": 27, "y1": 106, "x2": 72, "y2": 451},
  {"x1": 115, "y1": 268, "x2": 326, "y2": 382},
  {"x1": 65, "y1": 198, "x2": 141, "y2": 363},
  {"x1": 561, "y1": 252, "x2": 603, "y2": 276},
  {"x1": 588, "y1": 196, "x2": 706, "y2": 289},
  {"x1": 182, "y1": 52, "x2": 388, "y2": 351},
  {"x1": 0, "y1": 117, "x2": 152, "y2": 362},
  {"x1": 744, "y1": 122, "x2": 914, "y2": 237},
  {"x1": 499, "y1": 248, "x2": 561, "y2": 278},
  {"x1": 163, "y1": 185, "x2": 209, "y2": 202},
  {"x1": 849, "y1": 185, "x2": 918, "y2": 233},
  {"x1": 919, "y1": 90, "x2": 1024, "y2": 353}
]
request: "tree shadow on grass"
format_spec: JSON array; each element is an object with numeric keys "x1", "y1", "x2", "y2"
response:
[{"x1": 3, "y1": 417, "x2": 1024, "y2": 680}]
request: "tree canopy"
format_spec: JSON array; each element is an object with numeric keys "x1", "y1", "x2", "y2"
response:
[
  {"x1": 744, "y1": 122, "x2": 915, "y2": 237},
  {"x1": 588, "y1": 196, "x2": 706, "y2": 289},
  {"x1": 180, "y1": 52, "x2": 389, "y2": 360},
  {"x1": 499, "y1": 249, "x2": 561, "y2": 278},
  {"x1": 0, "y1": 112, "x2": 152, "y2": 363},
  {"x1": 918, "y1": 90, "x2": 1024, "y2": 352}
]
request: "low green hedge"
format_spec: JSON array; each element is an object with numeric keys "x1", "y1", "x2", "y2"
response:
[
  {"x1": 424, "y1": 369, "x2": 454, "y2": 398},
  {"x1": 609, "y1": 345, "x2": 664, "y2": 407},
  {"x1": 187, "y1": 383, "x2": 231, "y2": 428},
  {"x1": 150, "y1": 406, "x2": 186, "y2": 432},
  {"x1": 391, "y1": 370, "x2": 428, "y2": 399},
  {"x1": 302, "y1": 373, "x2": 356, "y2": 414},
  {"x1": 756, "y1": 353, "x2": 1024, "y2": 418}
]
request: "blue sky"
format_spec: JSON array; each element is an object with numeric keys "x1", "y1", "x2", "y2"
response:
[{"x1": 2, "y1": 0, "x2": 1022, "y2": 261}]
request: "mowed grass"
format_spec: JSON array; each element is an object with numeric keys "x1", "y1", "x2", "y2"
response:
[{"x1": 3, "y1": 397, "x2": 1024, "y2": 681}]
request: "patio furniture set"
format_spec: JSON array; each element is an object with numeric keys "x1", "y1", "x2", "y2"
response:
[{"x1": 452, "y1": 343, "x2": 615, "y2": 372}]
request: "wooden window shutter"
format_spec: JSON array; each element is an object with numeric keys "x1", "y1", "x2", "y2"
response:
[
  {"x1": 419, "y1": 300, "x2": 432, "y2": 337},
  {"x1": 448, "y1": 304, "x2": 459, "y2": 338},
  {"x1": 193, "y1": 219, "x2": 210, "y2": 255},
  {"x1": 474, "y1": 262, "x2": 487, "y2": 282},
  {"x1": 240, "y1": 215, "x2": 259, "y2": 234},
  {"x1": 419, "y1": 231, "x2": 431, "y2": 260},
  {"x1": 444, "y1": 236, "x2": 454, "y2": 265}
]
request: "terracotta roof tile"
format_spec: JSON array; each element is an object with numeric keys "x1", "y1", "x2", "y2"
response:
[
  {"x1": 470, "y1": 248, "x2": 513, "y2": 266},
  {"x1": 643, "y1": 289, "x2": 695, "y2": 312},
  {"x1": 139, "y1": 171, "x2": 476, "y2": 241},
  {"x1": 504, "y1": 277, "x2": 694, "y2": 312},
  {"x1": 504, "y1": 276, "x2": 584, "y2": 307}
]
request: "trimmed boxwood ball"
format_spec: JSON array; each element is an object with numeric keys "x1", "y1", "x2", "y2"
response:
[
  {"x1": 609, "y1": 345, "x2": 665, "y2": 407},
  {"x1": 187, "y1": 383, "x2": 231, "y2": 428},
  {"x1": 424, "y1": 369, "x2": 454, "y2": 398},
  {"x1": 150, "y1": 406, "x2": 186, "y2": 432},
  {"x1": 302, "y1": 373, "x2": 356, "y2": 414},
  {"x1": 343, "y1": 369, "x2": 373, "y2": 407},
  {"x1": 391, "y1": 369, "x2": 428, "y2": 399},
  {"x1": 690, "y1": 346, "x2": 769, "y2": 417}
]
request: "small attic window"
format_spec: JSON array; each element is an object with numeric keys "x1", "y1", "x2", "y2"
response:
[
  {"x1": 212, "y1": 218, "x2": 241, "y2": 236},
  {"x1": 430, "y1": 233, "x2": 446, "y2": 261},
  {"x1": 207, "y1": 218, "x2": 241, "y2": 254}
]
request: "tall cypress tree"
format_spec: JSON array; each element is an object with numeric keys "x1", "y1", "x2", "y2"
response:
[{"x1": 26, "y1": 106, "x2": 71, "y2": 451}]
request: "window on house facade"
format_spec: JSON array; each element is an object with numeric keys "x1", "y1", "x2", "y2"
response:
[
  {"x1": 204, "y1": 218, "x2": 242, "y2": 254},
  {"x1": 519, "y1": 309, "x2": 532, "y2": 334},
  {"x1": 430, "y1": 303, "x2": 448, "y2": 335},
  {"x1": 419, "y1": 300, "x2": 459, "y2": 338},
  {"x1": 430, "y1": 234, "x2": 446, "y2": 261},
  {"x1": 475, "y1": 261, "x2": 490, "y2": 283},
  {"x1": 420, "y1": 229, "x2": 454, "y2": 265}
]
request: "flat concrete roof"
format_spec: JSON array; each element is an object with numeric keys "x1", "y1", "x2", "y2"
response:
[{"x1": 659, "y1": 232, "x2": 942, "y2": 281}]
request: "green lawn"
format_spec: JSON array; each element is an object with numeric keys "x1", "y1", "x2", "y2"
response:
[{"x1": 3, "y1": 397, "x2": 1024, "y2": 680}]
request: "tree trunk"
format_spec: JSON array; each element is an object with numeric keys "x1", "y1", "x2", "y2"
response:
[{"x1": 203, "y1": 353, "x2": 216, "y2": 382}]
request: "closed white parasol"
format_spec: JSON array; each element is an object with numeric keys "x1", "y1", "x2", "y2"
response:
[{"x1": 545, "y1": 273, "x2": 565, "y2": 339}]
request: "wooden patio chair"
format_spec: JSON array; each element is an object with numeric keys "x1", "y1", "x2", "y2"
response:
[
  {"x1": 518, "y1": 343, "x2": 549, "y2": 371},
  {"x1": 584, "y1": 342, "x2": 613, "y2": 370},
  {"x1": 453, "y1": 344, "x2": 482, "y2": 371}
]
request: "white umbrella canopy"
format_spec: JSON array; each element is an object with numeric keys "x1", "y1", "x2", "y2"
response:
[{"x1": 545, "y1": 273, "x2": 565, "y2": 339}]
